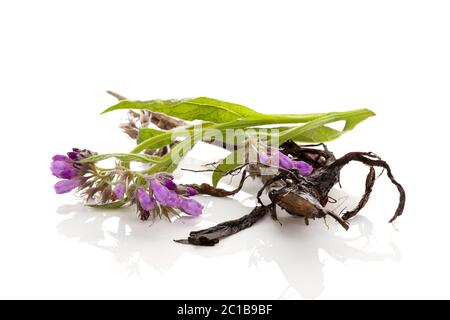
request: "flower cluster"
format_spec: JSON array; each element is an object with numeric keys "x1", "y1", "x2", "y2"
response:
[
  {"x1": 135, "y1": 177, "x2": 203, "y2": 220},
  {"x1": 50, "y1": 148, "x2": 97, "y2": 194},
  {"x1": 259, "y1": 149, "x2": 314, "y2": 176},
  {"x1": 51, "y1": 149, "x2": 203, "y2": 220}
]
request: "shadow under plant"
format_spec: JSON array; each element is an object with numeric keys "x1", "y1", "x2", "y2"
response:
[{"x1": 56, "y1": 185, "x2": 401, "y2": 299}]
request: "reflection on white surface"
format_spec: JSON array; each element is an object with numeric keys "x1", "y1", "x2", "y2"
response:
[{"x1": 56, "y1": 185, "x2": 401, "y2": 299}]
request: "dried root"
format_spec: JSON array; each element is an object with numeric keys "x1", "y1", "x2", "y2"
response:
[
  {"x1": 177, "y1": 141, "x2": 406, "y2": 246},
  {"x1": 174, "y1": 206, "x2": 269, "y2": 246}
]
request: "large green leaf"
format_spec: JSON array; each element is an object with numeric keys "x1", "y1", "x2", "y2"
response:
[
  {"x1": 137, "y1": 127, "x2": 165, "y2": 144},
  {"x1": 101, "y1": 97, "x2": 261, "y2": 123},
  {"x1": 132, "y1": 123, "x2": 217, "y2": 153},
  {"x1": 248, "y1": 125, "x2": 342, "y2": 143},
  {"x1": 211, "y1": 109, "x2": 375, "y2": 186},
  {"x1": 138, "y1": 124, "x2": 341, "y2": 151},
  {"x1": 278, "y1": 109, "x2": 374, "y2": 142},
  {"x1": 132, "y1": 132, "x2": 177, "y2": 153},
  {"x1": 132, "y1": 110, "x2": 372, "y2": 173},
  {"x1": 292, "y1": 125, "x2": 342, "y2": 142}
]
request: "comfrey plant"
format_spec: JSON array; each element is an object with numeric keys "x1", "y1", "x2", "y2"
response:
[{"x1": 51, "y1": 92, "x2": 405, "y2": 245}]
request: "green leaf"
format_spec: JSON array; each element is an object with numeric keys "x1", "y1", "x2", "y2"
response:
[
  {"x1": 101, "y1": 97, "x2": 261, "y2": 123},
  {"x1": 135, "y1": 109, "x2": 373, "y2": 179},
  {"x1": 80, "y1": 153, "x2": 162, "y2": 164},
  {"x1": 278, "y1": 109, "x2": 375, "y2": 143},
  {"x1": 211, "y1": 151, "x2": 245, "y2": 187},
  {"x1": 245, "y1": 125, "x2": 342, "y2": 143},
  {"x1": 133, "y1": 132, "x2": 178, "y2": 153},
  {"x1": 211, "y1": 108, "x2": 375, "y2": 186},
  {"x1": 137, "y1": 127, "x2": 165, "y2": 144},
  {"x1": 144, "y1": 132, "x2": 203, "y2": 174},
  {"x1": 132, "y1": 123, "x2": 215, "y2": 154},
  {"x1": 294, "y1": 125, "x2": 342, "y2": 142},
  {"x1": 88, "y1": 200, "x2": 127, "y2": 209}
]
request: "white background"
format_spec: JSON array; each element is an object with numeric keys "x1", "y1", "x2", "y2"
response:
[{"x1": 0, "y1": 0, "x2": 449, "y2": 299}]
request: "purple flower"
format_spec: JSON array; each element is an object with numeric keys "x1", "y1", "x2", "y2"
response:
[
  {"x1": 51, "y1": 148, "x2": 97, "y2": 196},
  {"x1": 294, "y1": 160, "x2": 314, "y2": 176},
  {"x1": 149, "y1": 179, "x2": 169, "y2": 202},
  {"x1": 258, "y1": 149, "x2": 314, "y2": 176},
  {"x1": 136, "y1": 188, "x2": 155, "y2": 211},
  {"x1": 50, "y1": 159, "x2": 77, "y2": 179},
  {"x1": 52, "y1": 154, "x2": 68, "y2": 161},
  {"x1": 179, "y1": 198, "x2": 204, "y2": 216},
  {"x1": 277, "y1": 151, "x2": 295, "y2": 169},
  {"x1": 165, "y1": 191, "x2": 182, "y2": 207},
  {"x1": 54, "y1": 178, "x2": 81, "y2": 194},
  {"x1": 51, "y1": 152, "x2": 79, "y2": 193},
  {"x1": 67, "y1": 148, "x2": 82, "y2": 160},
  {"x1": 186, "y1": 187, "x2": 198, "y2": 197},
  {"x1": 259, "y1": 152, "x2": 271, "y2": 165},
  {"x1": 259, "y1": 150, "x2": 295, "y2": 169},
  {"x1": 67, "y1": 152, "x2": 78, "y2": 160},
  {"x1": 112, "y1": 183, "x2": 126, "y2": 200},
  {"x1": 163, "y1": 178, "x2": 177, "y2": 191},
  {"x1": 149, "y1": 179, "x2": 181, "y2": 207}
]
